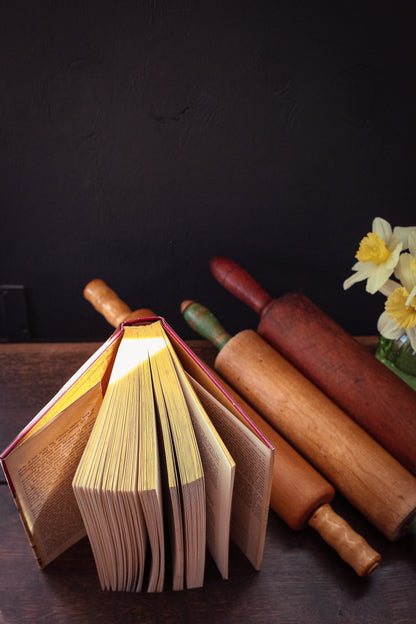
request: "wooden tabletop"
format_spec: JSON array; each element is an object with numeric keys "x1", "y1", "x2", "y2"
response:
[{"x1": 1, "y1": 340, "x2": 415, "y2": 624}]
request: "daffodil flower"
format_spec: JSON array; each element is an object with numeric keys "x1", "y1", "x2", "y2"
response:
[
  {"x1": 377, "y1": 232, "x2": 416, "y2": 350},
  {"x1": 343, "y1": 217, "x2": 416, "y2": 294}
]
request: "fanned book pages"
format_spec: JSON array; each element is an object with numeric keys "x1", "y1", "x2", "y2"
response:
[
  {"x1": 1, "y1": 318, "x2": 274, "y2": 593},
  {"x1": 73, "y1": 323, "x2": 212, "y2": 592}
]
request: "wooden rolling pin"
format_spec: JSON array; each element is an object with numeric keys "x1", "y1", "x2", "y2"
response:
[
  {"x1": 83, "y1": 279, "x2": 154, "y2": 327},
  {"x1": 82, "y1": 280, "x2": 381, "y2": 575},
  {"x1": 181, "y1": 300, "x2": 416, "y2": 542},
  {"x1": 210, "y1": 256, "x2": 416, "y2": 477}
]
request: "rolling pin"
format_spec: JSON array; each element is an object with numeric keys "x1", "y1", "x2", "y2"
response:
[
  {"x1": 83, "y1": 279, "x2": 155, "y2": 327},
  {"x1": 181, "y1": 300, "x2": 416, "y2": 542},
  {"x1": 210, "y1": 257, "x2": 416, "y2": 477},
  {"x1": 82, "y1": 280, "x2": 381, "y2": 575}
]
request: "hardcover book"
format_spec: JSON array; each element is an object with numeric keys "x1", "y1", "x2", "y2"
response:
[{"x1": 1, "y1": 317, "x2": 274, "y2": 592}]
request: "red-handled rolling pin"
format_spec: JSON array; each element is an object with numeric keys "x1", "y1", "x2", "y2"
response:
[
  {"x1": 82, "y1": 280, "x2": 381, "y2": 575},
  {"x1": 181, "y1": 300, "x2": 416, "y2": 543},
  {"x1": 210, "y1": 257, "x2": 416, "y2": 477}
]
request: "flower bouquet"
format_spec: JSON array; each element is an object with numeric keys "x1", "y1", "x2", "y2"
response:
[{"x1": 344, "y1": 217, "x2": 416, "y2": 390}]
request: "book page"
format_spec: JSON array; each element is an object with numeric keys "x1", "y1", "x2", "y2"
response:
[
  {"x1": 135, "y1": 329, "x2": 165, "y2": 593},
  {"x1": 8, "y1": 334, "x2": 122, "y2": 448},
  {"x1": 73, "y1": 328, "x2": 156, "y2": 592},
  {"x1": 150, "y1": 355, "x2": 184, "y2": 591},
  {"x1": 163, "y1": 331, "x2": 235, "y2": 581},
  {"x1": 163, "y1": 322, "x2": 273, "y2": 571},
  {"x1": 165, "y1": 326, "x2": 273, "y2": 446},
  {"x1": 5, "y1": 382, "x2": 103, "y2": 568},
  {"x1": 187, "y1": 374, "x2": 271, "y2": 571},
  {"x1": 144, "y1": 322, "x2": 206, "y2": 590}
]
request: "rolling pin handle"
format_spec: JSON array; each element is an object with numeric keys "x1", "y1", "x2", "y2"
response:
[
  {"x1": 308, "y1": 504, "x2": 381, "y2": 576},
  {"x1": 181, "y1": 300, "x2": 232, "y2": 351},
  {"x1": 84, "y1": 279, "x2": 155, "y2": 327},
  {"x1": 84, "y1": 279, "x2": 132, "y2": 327},
  {"x1": 210, "y1": 256, "x2": 272, "y2": 316}
]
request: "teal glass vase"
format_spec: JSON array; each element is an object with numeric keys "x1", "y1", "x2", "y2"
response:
[{"x1": 375, "y1": 334, "x2": 416, "y2": 391}]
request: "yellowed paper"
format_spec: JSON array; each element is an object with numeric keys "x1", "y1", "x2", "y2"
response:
[
  {"x1": 6, "y1": 383, "x2": 103, "y2": 567},
  {"x1": 188, "y1": 374, "x2": 272, "y2": 570}
]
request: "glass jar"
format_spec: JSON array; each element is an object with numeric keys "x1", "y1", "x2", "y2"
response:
[{"x1": 375, "y1": 334, "x2": 416, "y2": 391}]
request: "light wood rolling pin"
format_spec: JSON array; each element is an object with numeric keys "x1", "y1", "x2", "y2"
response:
[
  {"x1": 83, "y1": 279, "x2": 381, "y2": 576},
  {"x1": 83, "y1": 279, "x2": 155, "y2": 327},
  {"x1": 210, "y1": 256, "x2": 416, "y2": 477},
  {"x1": 181, "y1": 301, "x2": 416, "y2": 543}
]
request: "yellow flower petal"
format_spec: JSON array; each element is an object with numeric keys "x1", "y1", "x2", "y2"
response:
[
  {"x1": 385, "y1": 287, "x2": 416, "y2": 329},
  {"x1": 355, "y1": 232, "x2": 390, "y2": 265}
]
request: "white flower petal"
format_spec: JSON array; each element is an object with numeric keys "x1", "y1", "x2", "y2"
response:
[
  {"x1": 392, "y1": 226, "x2": 416, "y2": 250},
  {"x1": 409, "y1": 231, "x2": 416, "y2": 256},
  {"x1": 395, "y1": 253, "x2": 416, "y2": 293},
  {"x1": 373, "y1": 217, "x2": 392, "y2": 243},
  {"x1": 406, "y1": 326, "x2": 416, "y2": 352},
  {"x1": 343, "y1": 262, "x2": 375, "y2": 290},
  {"x1": 350, "y1": 260, "x2": 365, "y2": 272},
  {"x1": 406, "y1": 284, "x2": 416, "y2": 307},
  {"x1": 379, "y1": 278, "x2": 400, "y2": 297},
  {"x1": 343, "y1": 273, "x2": 364, "y2": 290},
  {"x1": 385, "y1": 242, "x2": 402, "y2": 267},
  {"x1": 366, "y1": 263, "x2": 395, "y2": 294},
  {"x1": 377, "y1": 311, "x2": 403, "y2": 339}
]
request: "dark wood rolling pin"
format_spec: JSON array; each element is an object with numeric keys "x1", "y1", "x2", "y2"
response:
[
  {"x1": 82, "y1": 279, "x2": 381, "y2": 576},
  {"x1": 210, "y1": 257, "x2": 416, "y2": 477},
  {"x1": 181, "y1": 300, "x2": 416, "y2": 543}
]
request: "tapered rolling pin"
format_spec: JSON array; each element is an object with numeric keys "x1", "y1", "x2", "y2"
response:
[
  {"x1": 83, "y1": 279, "x2": 155, "y2": 327},
  {"x1": 82, "y1": 281, "x2": 381, "y2": 575},
  {"x1": 210, "y1": 257, "x2": 416, "y2": 477},
  {"x1": 182, "y1": 301, "x2": 416, "y2": 542}
]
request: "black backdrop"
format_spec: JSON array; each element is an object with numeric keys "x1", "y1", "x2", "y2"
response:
[{"x1": 1, "y1": 1, "x2": 415, "y2": 342}]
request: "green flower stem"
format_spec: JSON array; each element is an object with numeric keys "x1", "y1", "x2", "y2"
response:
[{"x1": 375, "y1": 335, "x2": 416, "y2": 391}]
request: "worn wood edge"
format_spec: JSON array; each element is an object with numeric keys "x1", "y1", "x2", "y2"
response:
[{"x1": 0, "y1": 336, "x2": 378, "y2": 350}]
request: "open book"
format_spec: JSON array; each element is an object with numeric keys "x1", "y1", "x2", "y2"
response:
[{"x1": 1, "y1": 318, "x2": 274, "y2": 592}]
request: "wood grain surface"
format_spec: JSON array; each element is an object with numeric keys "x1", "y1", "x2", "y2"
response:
[{"x1": 1, "y1": 340, "x2": 415, "y2": 624}]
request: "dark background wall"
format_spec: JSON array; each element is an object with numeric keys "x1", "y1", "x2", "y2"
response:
[{"x1": 1, "y1": 1, "x2": 415, "y2": 342}]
